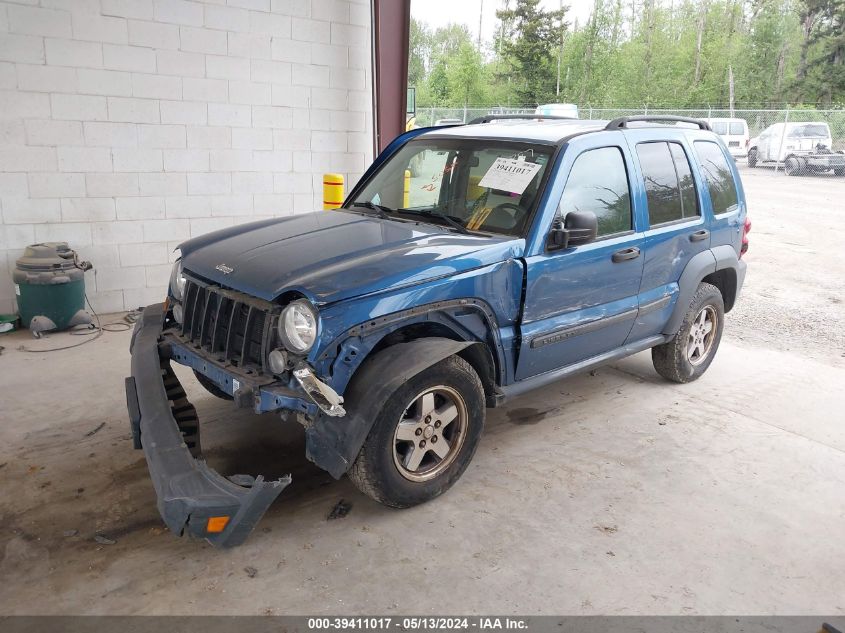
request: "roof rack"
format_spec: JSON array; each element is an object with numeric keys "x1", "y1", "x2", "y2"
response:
[
  {"x1": 605, "y1": 115, "x2": 711, "y2": 131},
  {"x1": 468, "y1": 114, "x2": 578, "y2": 125}
]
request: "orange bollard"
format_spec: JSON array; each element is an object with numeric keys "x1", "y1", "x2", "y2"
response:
[{"x1": 323, "y1": 173, "x2": 344, "y2": 210}]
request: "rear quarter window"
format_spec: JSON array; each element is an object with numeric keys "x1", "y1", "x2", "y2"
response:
[{"x1": 693, "y1": 140, "x2": 739, "y2": 215}]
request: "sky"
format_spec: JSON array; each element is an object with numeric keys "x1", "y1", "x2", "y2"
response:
[{"x1": 410, "y1": 0, "x2": 595, "y2": 47}]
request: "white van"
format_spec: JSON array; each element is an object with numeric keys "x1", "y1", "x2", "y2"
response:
[
  {"x1": 708, "y1": 118, "x2": 749, "y2": 159},
  {"x1": 535, "y1": 103, "x2": 579, "y2": 119}
]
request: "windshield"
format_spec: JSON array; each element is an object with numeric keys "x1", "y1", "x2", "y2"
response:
[
  {"x1": 346, "y1": 138, "x2": 555, "y2": 236},
  {"x1": 788, "y1": 124, "x2": 830, "y2": 138}
]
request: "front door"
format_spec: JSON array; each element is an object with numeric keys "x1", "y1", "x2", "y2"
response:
[{"x1": 516, "y1": 141, "x2": 645, "y2": 381}]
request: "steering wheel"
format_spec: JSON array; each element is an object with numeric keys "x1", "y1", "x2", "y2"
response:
[{"x1": 485, "y1": 202, "x2": 524, "y2": 230}]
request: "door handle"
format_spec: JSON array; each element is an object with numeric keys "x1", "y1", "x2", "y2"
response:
[
  {"x1": 689, "y1": 229, "x2": 710, "y2": 242},
  {"x1": 611, "y1": 246, "x2": 640, "y2": 263}
]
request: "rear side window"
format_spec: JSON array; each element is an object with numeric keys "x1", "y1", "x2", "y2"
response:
[
  {"x1": 712, "y1": 122, "x2": 728, "y2": 135},
  {"x1": 729, "y1": 121, "x2": 746, "y2": 135},
  {"x1": 558, "y1": 147, "x2": 632, "y2": 237},
  {"x1": 693, "y1": 141, "x2": 739, "y2": 215},
  {"x1": 636, "y1": 142, "x2": 699, "y2": 226}
]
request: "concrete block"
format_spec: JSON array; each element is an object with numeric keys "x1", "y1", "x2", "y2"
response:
[
  {"x1": 270, "y1": 37, "x2": 310, "y2": 64},
  {"x1": 183, "y1": 77, "x2": 228, "y2": 102},
  {"x1": 160, "y1": 100, "x2": 207, "y2": 125},
  {"x1": 77, "y1": 68, "x2": 132, "y2": 96},
  {"x1": 330, "y1": 109, "x2": 365, "y2": 132},
  {"x1": 156, "y1": 49, "x2": 205, "y2": 77},
  {"x1": 208, "y1": 103, "x2": 251, "y2": 127},
  {"x1": 210, "y1": 148, "x2": 253, "y2": 171},
  {"x1": 72, "y1": 13, "x2": 128, "y2": 45},
  {"x1": 87, "y1": 290, "x2": 125, "y2": 313},
  {"x1": 145, "y1": 262, "x2": 172, "y2": 287},
  {"x1": 139, "y1": 172, "x2": 186, "y2": 196},
  {"x1": 330, "y1": 66, "x2": 364, "y2": 90},
  {"x1": 270, "y1": 0, "x2": 309, "y2": 16},
  {"x1": 34, "y1": 221, "x2": 93, "y2": 246},
  {"x1": 232, "y1": 171, "x2": 272, "y2": 194},
  {"x1": 153, "y1": 0, "x2": 203, "y2": 27},
  {"x1": 57, "y1": 147, "x2": 112, "y2": 172},
  {"x1": 116, "y1": 196, "x2": 165, "y2": 220},
  {"x1": 107, "y1": 96, "x2": 160, "y2": 123},
  {"x1": 51, "y1": 93, "x2": 108, "y2": 121},
  {"x1": 250, "y1": 59, "x2": 291, "y2": 84},
  {"x1": 2, "y1": 197, "x2": 61, "y2": 223},
  {"x1": 204, "y1": 4, "x2": 249, "y2": 32},
  {"x1": 0, "y1": 34, "x2": 45, "y2": 64},
  {"x1": 103, "y1": 44, "x2": 155, "y2": 73},
  {"x1": 128, "y1": 19, "x2": 180, "y2": 49},
  {"x1": 96, "y1": 265, "x2": 146, "y2": 291},
  {"x1": 311, "y1": 0, "x2": 349, "y2": 23},
  {"x1": 0, "y1": 174, "x2": 30, "y2": 197},
  {"x1": 138, "y1": 124, "x2": 185, "y2": 149},
  {"x1": 292, "y1": 63, "x2": 329, "y2": 87},
  {"x1": 61, "y1": 197, "x2": 116, "y2": 222},
  {"x1": 113, "y1": 148, "x2": 163, "y2": 172},
  {"x1": 180, "y1": 26, "x2": 227, "y2": 54},
  {"x1": 274, "y1": 171, "x2": 311, "y2": 193},
  {"x1": 331, "y1": 23, "x2": 365, "y2": 47},
  {"x1": 189, "y1": 215, "x2": 233, "y2": 237},
  {"x1": 92, "y1": 220, "x2": 144, "y2": 244},
  {"x1": 205, "y1": 54, "x2": 249, "y2": 79},
  {"x1": 163, "y1": 148, "x2": 209, "y2": 171},
  {"x1": 227, "y1": 31, "x2": 270, "y2": 59},
  {"x1": 187, "y1": 172, "x2": 230, "y2": 195},
  {"x1": 143, "y1": 218, "x2": 190, "y2": 241},
  {"x1": 102, "y1": 0, "x2": 154, "y2": 21},
  {"x1": 252, "y1": 105, "x2": 292, "y2": 129},
  {"x1": 83, "y1": 121, "x2": 138, "y2": 147},
  {"x1": 270, "y1": 84, "x2": 310, "y2": 108},
  {"x1": 16, "y1": 64, "x2": 77, "y2": 93},
  {"x1": 124, "y1": 286, "x2": 167, "y2": 309},
  {"x1": 311, "y1": 43, "x2": 347, "y2": 68},
  {"x1": 119, "y1": 241, "x2": 169, "y2": 267},
  {"x1": 0, "y1": 62, "x2": 15, "y2": 90},
  {"x1": 311, "y1": 87, "x2": 347, "y2": 110},
  {"x1": 186, "y1": 125, "x2": 230, "y2": 148},
  {"x1": 132, "y1": 73, "x2": 182, "y2": 100},
  {"x1": 28, "y1": 173, "x2": 86, "y2": 198},
  {"x1": 7, "y1": 5, "x2": 72, "y2": 39},
  {"x1": 232, "y1": 127, "x2": 272, "y2": 150},
  {"x1": 228, "y1": 80, "x2": 270, "y2": 105},
  {"x1": 211, "y1": 194, "x2": 252, "y2": 216},
  {"x1": 0, "y1": 89, "x2": 51, "y2": 119},
  {"x1": 254, "y1": 192, "x2": 292, "y2": 215},
  {"x1": 165, "y1": 195, "x2": 210, "y2": 217},
  {"x1": 291, "y1": 18, "x2": 329, "y2": 44},
  {"x1": 248, "y1": 11, "x2": 290, "y2": 36},
  {"x1": 252, "y1": 149, "x2": 291, "y2": 171},
  {"x1": 272, "y1": 128, "x2": 310, "y2": 150},
  {"x1": 86, "y1": 173, "x2": 140, "y2": 197},
  {"x1": 1, "y1": 223, "x2": 36, "y2": 249}
]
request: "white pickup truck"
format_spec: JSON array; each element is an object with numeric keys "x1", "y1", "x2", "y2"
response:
[{"x1": 748, "y1": 121, "x2": 845, "y2": 176}]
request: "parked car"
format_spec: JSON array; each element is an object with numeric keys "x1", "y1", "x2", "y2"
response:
[
  {"x1": 535, "y1": 103, "x2": 579, "y2": 119},
  {"x1": 126, "y1": 114, "x2": 749, "y2": 547},
  {"x1": 434, "y1": 118, "x2": 464, "y2": 126},
  {"x1": 708, "y1": 117, "x2": 749, "y2": 159},
  {"x1": 748, "y1": 121, "x2": 845, "y2": 176}
]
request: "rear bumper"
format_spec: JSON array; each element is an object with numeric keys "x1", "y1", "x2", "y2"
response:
[{"x1": 126, "y1": 303, "x2": 290, "y2": 547}]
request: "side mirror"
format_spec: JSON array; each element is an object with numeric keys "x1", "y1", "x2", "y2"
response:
[{"x1": 548, "y1": 211, "x2": 598, "y2": 250}]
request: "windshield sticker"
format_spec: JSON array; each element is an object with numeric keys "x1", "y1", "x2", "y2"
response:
[{"x1": 478, "y1": 158, "x2": 542, "y2": 194}]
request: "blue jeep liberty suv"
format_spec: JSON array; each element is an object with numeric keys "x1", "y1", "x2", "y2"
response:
[{"x1": 126, "y1": 115, "x2": 750, "y2": 547}]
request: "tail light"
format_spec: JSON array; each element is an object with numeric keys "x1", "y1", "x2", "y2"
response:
[
  {"x1": 745, "y1": 138, "x2": 749, "y2": 148},
  {"x1": 740, "y1": 217, "x2": 751, "y2": 257}
]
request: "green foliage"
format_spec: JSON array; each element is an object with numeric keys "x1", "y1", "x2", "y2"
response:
[{"x1": 409, "y1": 0, "x2": 844, "y2": 108}]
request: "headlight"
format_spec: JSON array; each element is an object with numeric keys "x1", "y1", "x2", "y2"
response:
[
  {"x1": 278, "y1": 299, "x2": 318, "y2": 354},
  {"x1": 170, "y1": 259, "x2": 186, "y2": 301}
]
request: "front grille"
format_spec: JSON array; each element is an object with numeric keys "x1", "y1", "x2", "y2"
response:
[{"x1": 179, "y1": 275, "x2": 276, "y2": 374}]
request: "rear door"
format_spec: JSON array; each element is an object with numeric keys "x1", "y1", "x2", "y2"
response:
[
  {"x1": 692, "y1": 139, "x2": 745, "y2": 253},
  {"x1": 623, "y1": 132, "x2": 711, "y2": 342},
  {"x1": 515, "y1": 134, "x2": 644, "y2": 380}
]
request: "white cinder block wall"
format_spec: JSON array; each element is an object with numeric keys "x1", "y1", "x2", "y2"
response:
[{"x1": 0, "y1": 0, "x2": 373, "y2": 314}]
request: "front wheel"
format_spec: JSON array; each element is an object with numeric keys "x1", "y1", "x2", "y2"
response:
[
  {"x1": 348, "y1": 355, "x2": 485, "y2": 508},
  {"x1": 652, "y1": 282, "x2": 725, "y2": 383}
]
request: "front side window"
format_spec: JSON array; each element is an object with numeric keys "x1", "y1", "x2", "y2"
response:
[
  {"x1": 637, "y1": 141, "x2": 699, "y2": 226},
  {"x1": 693, "y1": 141, "x2": 739, "y2": 215},
  {"x1": 711, "y1": 122, "x2": 728, "y2": 136},
  {"x1": 557, "y1": 147, "x2": 632, "y2": 237},
  {"x1": 348, "y1": 138, "x2": 554, "y2": 236},
  {"x1": 729, "y1": 121, "x2": 746, "y2": 135}
]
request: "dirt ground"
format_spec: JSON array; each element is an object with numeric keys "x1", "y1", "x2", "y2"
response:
[{"x1": 0, "y1": 166, "x2": 843, "y2": 615}]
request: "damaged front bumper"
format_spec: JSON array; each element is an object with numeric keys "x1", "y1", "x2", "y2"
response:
[{"x1": 125, "y1": 303, "x2": 291, "y2": 547}]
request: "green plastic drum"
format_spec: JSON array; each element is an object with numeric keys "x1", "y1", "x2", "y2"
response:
[{"x1": 14, "y1": 242, "x2": 92, "y2": 334}]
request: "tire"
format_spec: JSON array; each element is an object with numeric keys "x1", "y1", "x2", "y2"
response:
[
  {"x1": 747, "y1": 149, "x2": 758, "y2": 168},
  {"x1": 348, "y1": 354, "x2": 485, "y2": 508},
  {"x1": 652, "y1": 282, "x2": 725, "y2": 384},
  {"x1": 784, "y1": 156, "x2": 801, "y2": 176},
  {"x1": 834, "y1": 167, "x2": 845, "y2": 177},
  {"x1": 193, "y1": 369, "x2": 233, "y2": 400}
]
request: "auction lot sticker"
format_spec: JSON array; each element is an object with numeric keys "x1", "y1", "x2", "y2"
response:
[{"x1": 478, "y1": 158, "x2": 541, "y2": 194}]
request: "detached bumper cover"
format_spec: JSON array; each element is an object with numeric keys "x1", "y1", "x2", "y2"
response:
[{"x1": 126, "y1": 303, "x2": 289, "y2": 547}]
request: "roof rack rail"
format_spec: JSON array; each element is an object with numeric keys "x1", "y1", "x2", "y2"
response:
[
  {"x1": 605, "y1": 115, "x2": 711, "y2": 131},
  {"x1": 468, "y1": 114, "x2": 577, "y2": 125}
]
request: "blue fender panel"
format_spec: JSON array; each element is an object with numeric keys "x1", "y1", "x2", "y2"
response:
[
  {"x1": 305, "y1": 337, "x2": 475, "y2": 479},
  {"x1": 662, "y1": 250, "x2": 717, "y2": 336}
]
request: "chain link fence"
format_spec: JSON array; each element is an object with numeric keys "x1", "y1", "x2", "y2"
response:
[{"x1": 413, "y1": 106, "x2": 845, "y2": 176}]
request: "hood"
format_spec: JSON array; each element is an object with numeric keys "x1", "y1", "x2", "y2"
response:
[{"x1": 179, "y1": 211, "x2": 524, "y2": 305}]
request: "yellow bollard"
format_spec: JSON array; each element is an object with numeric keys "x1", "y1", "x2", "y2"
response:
[
  {"x1": 403, "y1": 169, "x2": 410, "y2": 208},
  {"x1": 323, "y1": 173, "x2": 344, "y2": 210}
]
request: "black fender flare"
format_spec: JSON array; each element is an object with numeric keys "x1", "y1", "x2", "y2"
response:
[
  {"x1": 662, "y1": 246, "x2": 740, "y2": 336},
  {"x1": 305, "y1": 337, "x2": 476, "y2": 479}
]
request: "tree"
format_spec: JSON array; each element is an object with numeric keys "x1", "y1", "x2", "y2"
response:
[{"x1": 496, "y1": 0, "x2": 567, "y2": 104}]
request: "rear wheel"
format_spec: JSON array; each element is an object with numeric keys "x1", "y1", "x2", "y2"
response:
[
  {"x1": 834, "y1": 167, "x2": 845, "y2": 177},
  {"x1": 348, "y1": 355, "x2": 485, "y2": 508},
  {"x1": 747, "y1": 149, "x2": 758, "y2": 168},
  {"x1": 784, "y1": 156, "x2": 802, "y2": 176},
  {"x1": 652, "y1": 282, "x2": 725, "y2": 384}
]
